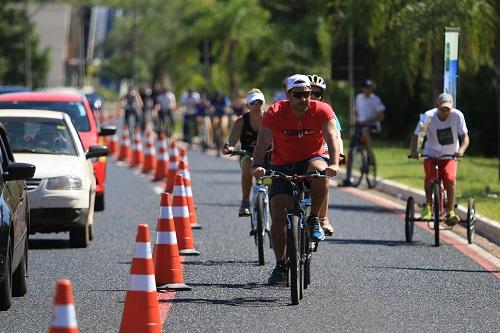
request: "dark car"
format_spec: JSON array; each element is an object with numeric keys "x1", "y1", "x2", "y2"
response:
[
  {"x1": 0, "y1": 124, "x2": 35, "y2": 310},
  {"x1": 0, "y1": 86, "x2": 31, "y2": 95}
]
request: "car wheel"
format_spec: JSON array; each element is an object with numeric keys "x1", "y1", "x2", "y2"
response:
[
  {"x1": 89, "y1": 223, "x2": 94, "y2": 241},
  {"x1": 0, "y1": 239, "x2": 12, "y2": 311},
  {"x1": 94, "y1": 193, "x2": 104, "y2": 211},
  {"x1": 12, "y1": 235, "x2": 27, "y2": 297},
  {"x1": 70, "y1": 209, "x2": 90, "y2": 248}
]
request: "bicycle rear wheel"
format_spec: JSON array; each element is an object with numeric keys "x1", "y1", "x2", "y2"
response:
[
  {"x1": 405, "y1": 197, "x2": 415, "y2": 243},
  {"x1": 255, "y1": 192, "x2": 266, "y2": 266},
  {"x1": 366, "y1": 152, "x2": 377, "y2": 188},
  {"x1": 432, "y1": 183, "x2": 440, "y2": 247},
  {"x1": 467, "y1": 198, "x2": 476, "y2": 244},
  {"x1": 348, "y1": 146, "x2": 365, "y2": 187},
  {"x1": 287, "y1": 214, "x2": 300, "y2": 305}
]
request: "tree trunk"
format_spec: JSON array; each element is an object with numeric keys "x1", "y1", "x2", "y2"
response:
[{"x1": 227, "y1": 38, "x2": 238, "y2": 97}]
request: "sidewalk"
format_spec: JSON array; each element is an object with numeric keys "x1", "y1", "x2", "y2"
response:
[{"x1": 340, "y1": 173, "x2": 500, "y2": 246}]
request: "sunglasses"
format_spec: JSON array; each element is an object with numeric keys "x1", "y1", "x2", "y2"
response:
[
  {"x1": 290, "y1": 91, "x2": 311, "y2": 99},
  {"x1": 311, "y1": 91, "x2": 323, "y2": 98},
  {"x1": 249, "y1": 100, "x2": 263, "y2": 106}
]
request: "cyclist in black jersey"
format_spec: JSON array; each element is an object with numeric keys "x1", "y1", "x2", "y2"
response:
[{"x1": 223, "y1": 88, "x2": 267, "y2": 216}]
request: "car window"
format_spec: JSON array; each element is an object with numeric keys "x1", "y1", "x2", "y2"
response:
[
  {"x1": 0, "y1": 101, "x2": 90, "y2": 131},
  {"x1": 1, "y1": 117, "x2": 78, "y2": 156}
]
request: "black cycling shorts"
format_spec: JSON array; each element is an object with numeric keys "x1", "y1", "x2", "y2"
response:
[{"x1": 269, "y1": 156, "x2": 328, "y2": 198}]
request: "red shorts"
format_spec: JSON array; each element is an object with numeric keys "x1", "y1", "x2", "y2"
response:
[{"x1": 423, "y1": 158, "x2": 458, "y2": 185}]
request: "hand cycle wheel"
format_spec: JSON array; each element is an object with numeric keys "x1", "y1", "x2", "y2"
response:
[
  {"x1": 466, "y1": 198, "x2": 476, "y2": 244},
  {"x1": 405, "y1": 197, "x2": 415, "y2": 243},
  {"x1": 349, "y1": 145, "x2": 366, "y2": 187},
  {"x1": 255, "y1": 191, "x2": 266, "y2": 266},
  {"x1": 365, "y1": 151, "x2": 377, "y2": 189},
  {"x1": 287, "y1": 213, "x2": 301, "y2": 305},
  {"x1": 432, "y1": 183, "x2": 441, "y2": 247}
]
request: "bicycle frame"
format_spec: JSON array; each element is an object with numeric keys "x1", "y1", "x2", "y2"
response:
[{"x1": 428, "y1": 158, "x2": 447, "y2": 223}]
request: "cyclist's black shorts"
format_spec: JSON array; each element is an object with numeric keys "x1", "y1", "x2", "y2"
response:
[{"x1": 269, "y1": 156, "x2": 328, "y2": 199}]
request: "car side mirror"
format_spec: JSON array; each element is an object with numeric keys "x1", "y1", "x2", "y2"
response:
[
  {"x1": 99, "y1": 125, "x2": 116, "y2": 136},
  {"x1": 86, "y1": 145, "x2": 108, "y2": 159},
  {"x1": 3, "y1": 162, "x2": 36, "y2": 181}
]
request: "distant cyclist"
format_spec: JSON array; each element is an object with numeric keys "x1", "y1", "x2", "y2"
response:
[
  {"x1": 409, "y1": 93, "x2": 469, "y2": 225},
  {"x1": 344, "y1": 79, "x2": 385, "y2": 186},
  {"x1": 307, "y1": 74, "x2": 343, "y2": 236},
  {"x1": 122, "y1": 85, "x2": 143, "y2": 136},
  {"x1": 223, "y1": 88, "x2": 267, "y2": 217},
  {"x1": 252, "y1": 74, "x2": 341, "y2": 285},
  {"x1": 154, "y1": 87, "x2": 176, "y2": 137}
]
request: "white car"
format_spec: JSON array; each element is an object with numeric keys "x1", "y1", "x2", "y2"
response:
[{"x1": 0, "y1": 110, "x2": 108, "y2": 248}]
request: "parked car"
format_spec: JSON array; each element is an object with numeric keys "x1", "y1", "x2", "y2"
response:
[
  {"x1": 0, "y1": 110, "x2": 108, "y2": 248},
  {"x1": 0, "y1": 92, "x2": 116, "y2": 211},
  {"x1": 0, "y1": 124, "x2": 35, "y2": 311}
]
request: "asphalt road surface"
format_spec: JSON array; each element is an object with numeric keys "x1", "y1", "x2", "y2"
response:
[{"x1": 1, "y1": 147, "x2": 499, "y2": 333}]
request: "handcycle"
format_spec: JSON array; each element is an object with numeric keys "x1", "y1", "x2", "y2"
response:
[
  {"x1": 345, "y1": 124, "x2": 377, "y2": 188},
  {"x1": 262, "y1": 169, "x2": 330, "y2": 305},
  {"x1": 405, "y1": 154, "x2": 476, "y2": 246},
  {"x1": 229, "y1": 150, "x2": 272, "y2": 266}
]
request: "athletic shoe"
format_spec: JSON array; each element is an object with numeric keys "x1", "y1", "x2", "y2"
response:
[
  {"x1": 238, "y1": 200, "x2": 250, "y2": 217},
  {"x1": 320, "y1": 217, "x2": 334, "y2": 236},
  {"x1": 306, "y1": 216, "x2": 325, "y2": 241},
  {"x1": 267, "y1": 262, "x2": 287, "y2": 286},
  {"x1": 421, "y1": 203, "x2": 432, "y2": 220},
  {"x1": 445, "y1": 210, "x2": 460, "y2": 226}
]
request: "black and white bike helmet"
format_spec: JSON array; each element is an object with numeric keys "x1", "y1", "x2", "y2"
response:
[{"x1": 307, "y1": 74, "x2": 327, "y2": 90}]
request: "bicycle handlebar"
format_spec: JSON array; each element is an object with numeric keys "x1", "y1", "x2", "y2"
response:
[{"x1": 407, "y1": 153, "x2": 459, "y2": 160}]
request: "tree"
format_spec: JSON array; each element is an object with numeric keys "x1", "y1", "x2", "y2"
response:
[{"x1": 0, "y1": 1, "x2": 49, "y2": 88}]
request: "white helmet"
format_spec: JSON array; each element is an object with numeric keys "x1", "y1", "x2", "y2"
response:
[{"x1": 307, "y1": 74, "x2": 327, "y2": 90}]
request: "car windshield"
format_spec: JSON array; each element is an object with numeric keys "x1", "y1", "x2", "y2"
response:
[
  {"x1": 1, "y1": 117, "x2": 78, "y2": 156},
  {"x1": 0, "y1": 101, "x2": 90, "y2": 131}
]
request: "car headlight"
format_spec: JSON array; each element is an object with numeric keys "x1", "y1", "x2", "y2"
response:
[{"x1": 46, "y1": 176, "x2": 83, "y2": 190}]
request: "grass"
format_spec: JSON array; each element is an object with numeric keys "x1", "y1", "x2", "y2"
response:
[{"x1": 341, "y1": 141, "x2": 500, "y2": 223}]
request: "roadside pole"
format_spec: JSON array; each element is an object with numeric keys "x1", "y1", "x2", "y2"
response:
[{"x1": 443, "y1": 27, "x2": 460, "y2": 105}]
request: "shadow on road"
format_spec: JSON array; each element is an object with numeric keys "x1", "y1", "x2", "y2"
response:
[
  {"x1": 366, "y1": 265, "x2": 499, "y2": 274},
  {"x1": 29, "y1": 238, "x2": 71, "y2": 250},
  {"x1": 196, "y1": 202, "x2": 239, "y2": 208},
  {"x1": 161, "y1": 296, "x2": 282, "y2": 307},
  {"x1": 326, "y1": 238, "x2": 425, "y2": 247},
  {"x1": 183, "y1": 259, "x2": 258, "y2": 267},
  {"x1": 328, "y1": 203, "x2": 395, "y2": 213}
]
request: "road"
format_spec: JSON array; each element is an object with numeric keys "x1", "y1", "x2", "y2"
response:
[{"x1": 1, "y1": 148, "x2": 499, "y2": 332}]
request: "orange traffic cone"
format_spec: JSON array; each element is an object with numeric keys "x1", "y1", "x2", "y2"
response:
[
  {"x1": 177, "y1": 161, "x2": 202, "y2": 229},
  {"x1": 129, "y1": 128, "x2": 144, "y2": 168},
  {"x1": 49, "y1": 279, "x2": 78, "y2": 333},
  {"x1": 107, "y1": 132, "x2": 118, "y2": 156},
  {"x1": 119, "y1": 224, "x2": 161, "y2": 333},
  {"x1": 153, "y1": 133, "x2": 169, "y2": 181},
  {"x1": 165, "y1": 141, "x2": 179, "y2": 193},
  {"x1": 117, "y1": 124, "x2": 131, "y2": 161},
  {"x1": 153, "y1": 193, "x2": 192, "y2": 291},
  {"x1": 142, "y1": 130, "x2": 157, "y2": 173},
  {"x1": 172, "y1": 174, "x2": 199, "y2": 255}
]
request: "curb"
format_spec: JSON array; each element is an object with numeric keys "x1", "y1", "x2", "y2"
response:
[{"x1": 366, "y1": 176, "x2": 500, "y2": 246}]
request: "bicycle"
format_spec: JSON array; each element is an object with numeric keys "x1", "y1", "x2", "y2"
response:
[
  {"x1": 345, "y1": 125, "x2": 377, "y2": 188},
  {"x1": 405, "y1": 154, "x2": 476, "y2": 246},
  {"x1": 229, "y1": 150, "x2": 272, "y2": 266},
  {"x1": 262, "y1": 169, "x2": 329, "y2": 305},
  {"x1": 196, "y1": 116, "x2": 210, "y2": 153}
]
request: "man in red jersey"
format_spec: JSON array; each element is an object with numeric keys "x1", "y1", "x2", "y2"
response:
[{"x1": 252, "y1": 74, "x2": 340, "y2": 285}]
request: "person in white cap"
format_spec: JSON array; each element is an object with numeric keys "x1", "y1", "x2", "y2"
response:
[
  {"x1": 223, "y1": 88, "x2": 267, "y2": 216},
  {"x1": 409, "y1": 92, "x2": 469, "y2": 225},
  {"x1": 252, "y1": 74, "x2": 341, "y2": 286}
]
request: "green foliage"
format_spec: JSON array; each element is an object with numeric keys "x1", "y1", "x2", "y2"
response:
[{"x1": 0, "y1": 1, "x2": 49, "y2": 88}]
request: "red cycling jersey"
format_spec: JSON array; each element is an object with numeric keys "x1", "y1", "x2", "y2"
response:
[{"x1": 262, "y1": 99, "x2": 335, "y2": 165}]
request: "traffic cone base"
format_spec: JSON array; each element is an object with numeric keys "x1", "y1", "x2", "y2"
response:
[{"x1": 179, "y1": 249, "x2": 200, "y2": 256}]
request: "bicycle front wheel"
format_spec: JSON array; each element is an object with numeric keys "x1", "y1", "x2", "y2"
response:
[
  {"x1": 366, "y1": 152, "x2": 377, "y2": 188},
  {"x1": 255, "y1": 192, "x2": 266, "y2": 266},
  {"x1": 287, "y1": 214, "x2": 300, "y2": 305},
  {"x1": 432, "y1": 183, "x2": 440, "y2": 247},
  {"x1": 349, "y1": 146, "x2": 366, "y2": 187}
]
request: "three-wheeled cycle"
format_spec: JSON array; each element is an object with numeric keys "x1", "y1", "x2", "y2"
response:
[{"x1": 405, "y1": 154, "x2": 476, "y2": 246}]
